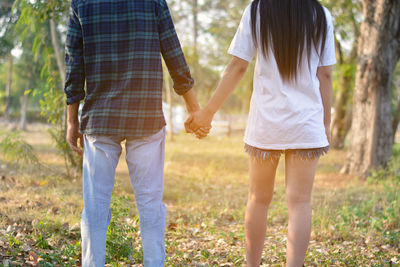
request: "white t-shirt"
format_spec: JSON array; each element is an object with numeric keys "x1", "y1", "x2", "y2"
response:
[{"x1": 228, "y1": 4, "x2": 336, "y2": 150}]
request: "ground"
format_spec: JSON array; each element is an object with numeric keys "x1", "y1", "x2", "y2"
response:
[{"x1": 0, "y1": 124, "x2": 399, "y2": 266}]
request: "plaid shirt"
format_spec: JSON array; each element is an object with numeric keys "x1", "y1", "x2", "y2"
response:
[{"x1": 64, "y1": 0, "x2": 194, "y2": 137}]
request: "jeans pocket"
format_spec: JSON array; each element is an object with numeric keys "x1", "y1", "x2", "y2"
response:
[
  {"x1": 85, "y1": 135, "x2": 97, "y2": 143},
  {"x1": 137, "y1": 127, "x2": 166, "y2": 143}
]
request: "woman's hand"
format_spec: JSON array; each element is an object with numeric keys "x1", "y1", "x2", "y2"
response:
[{"x1": 185, "y1": 109, "x2": 213, "y2": 139}]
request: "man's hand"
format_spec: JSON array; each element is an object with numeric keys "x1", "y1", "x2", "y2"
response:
[
  {"x1": 184, "y1": 113, "x2": 195, "y2": 134},
  {"x1": 181, "y1": 88, "x2": 211, "y2": 138},
  {"x1": 66, "y1": 102, "x2": 83, "y2": 156},
  {"x1": 187, "y1": 109, "x2": 213, "y2": 139},
  {"x1": 67, "y1": 121, "x2": 84, "y2": 157},
  {"x1": 185, "y1": 113, "x2": 211, "y2": 139}
]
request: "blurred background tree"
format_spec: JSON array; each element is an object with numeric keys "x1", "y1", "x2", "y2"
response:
[
  {"x1": 0, "y1": 0, "x2": 18, "y2": 120},
  {"x1": 9, "y1": 0, "x2": 80, "y2": 175},
  {"x1": 324, "y1": 0, "x2": 362, "y2": 149},
  {"x1": 342, "y1": 0, "x2": 400, "y2": 176}
]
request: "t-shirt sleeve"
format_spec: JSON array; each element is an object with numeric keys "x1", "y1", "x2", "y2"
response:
[
  {"x1": 319, "y1": 8, "x2": 336, "y2": 66},
  {"x1": 228, "y1": 4, "x2": 256, "y2": 62}
]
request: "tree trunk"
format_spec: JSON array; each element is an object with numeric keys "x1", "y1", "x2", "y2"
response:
[
  {"x1": 393, "y1": 96, "x2": 400, "y2": 143},
  {"x1": 4, "y1": 52, "x2": 13, "y2": 120},
  {"x1": 50, "y1": 14, "x2": 65, "y2": 86},
  {"x1": 192, "y1": 0, "x2": 198, "y2": 55},
  {"x1": 163, "y1": 62, "x2": 174, "y2": 141},
  {"x1": 331, "y1": 40, "x2": 355, "y2": 149},
  {"x1": 50, "y1": 13, "x2": 68, "y2": 140},
  {"x1": 342, "y1": 0, "x2": 400, "y2": 176},
  {"x1": 20, "y1": 93, "x2": 28, "y2": 131},
  {"x1": 331, "y1": 85, "x2": 352, "y2": 149},
  {"x1": 191, "y1": 0, "x2": 200, "y2": 100}
]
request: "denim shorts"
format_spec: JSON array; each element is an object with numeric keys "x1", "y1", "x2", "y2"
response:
[{"x1": 244, "y1": 143, "x2": 330, "y2": 161}]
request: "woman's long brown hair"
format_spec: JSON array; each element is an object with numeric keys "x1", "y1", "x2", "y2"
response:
[{"x1": 250, "y1": 0, "x2": 328, "y2": 82}]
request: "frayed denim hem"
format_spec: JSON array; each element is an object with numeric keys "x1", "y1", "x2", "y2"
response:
[
  {"x1": 294, "y1": 146, "x2": 330, "y2": 160},
  {"x1": 244, "y1": 143, "x2": 330, "y2": 161},
  {"x1": 244, "y1": 144, "x2": 281, "y2": 162}
]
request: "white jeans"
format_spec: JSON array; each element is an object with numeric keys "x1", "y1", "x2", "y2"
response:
[{"x1": 81, "y1": 127, "x2": 166, "y2": 267}]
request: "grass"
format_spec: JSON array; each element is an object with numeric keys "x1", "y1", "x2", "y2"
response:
[{"x1": 0, "y1": 124, "x2": 399, "y2": 266}]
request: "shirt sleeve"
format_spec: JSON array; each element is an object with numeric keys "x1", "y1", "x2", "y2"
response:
[
  {"x1": 228, "y1": 4, "x2": 256, "y2": 62},
  {"x1": 64, "y1": 0, "x2": 85, "y2": 105},
  {"x1": 319, "y1": 8, "x2": 337, "y2": 67},
  {"x1": 158, "y1": 0, "x2": 194, "y2": 95}
]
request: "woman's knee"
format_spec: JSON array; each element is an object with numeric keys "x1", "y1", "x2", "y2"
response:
[
  {"x1": 248, "y1": 189, "x2": 274, "y2": 206},
  {"x1": 286, "y1": 190, "x2": 311, "y2": 206}
]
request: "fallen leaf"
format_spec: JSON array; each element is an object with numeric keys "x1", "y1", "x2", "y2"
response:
[
  {"x1": 168, "y1": 222, "x2": 178, "y2": 231},
  {"x1": 28, "y1": 250, "x2": 39, "y2": 262}
]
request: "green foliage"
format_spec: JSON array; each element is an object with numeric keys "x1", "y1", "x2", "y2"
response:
[
  {"x1": 0, "y1": 130, "x2": 40, "y2": 168},
  {"x1": 393, "y1": 62, "x2": 400, "y2": 118},
  {"x1": 3, "y1": 230, "x2": 81, "y2": 266},
  {"x1": 49, "y1": 120, "x2": 82, "y2": 176},
  {"x1": 106, "y1": 195, "x2": 142, "y2": 264},
  {"x1": 37, "y1": 241, "x2": 81, "y2": 267},
  {"x1": 166, "y1": 0, "x2": 254, "y2": 112},
  {"x1": 26, "y1": 217, "x2": 81, "y2": 265},
  {"x1": 8, "y1": 235, "x2": 21, "y2": 249},
  {"x1": 367, "y1": 144, "x2": 400, "y2": 181},
  {"x1": 202, "y1": 0, "x2": 254, "y2": 112},
  {"x1": 0, "y1": 134, "x2": 399, "y2": 265},
  {"x1": 0, "y1": 0, "x2": 18, "y2": 57},
  {"x1": 35, "y1": 234, "x2": 50, "y2": 249},
  {"x1": 322, "y1": 0, "x2": 362, "y2": 44},
  {"x1": 393, "y1": 142, "x2": 400, "y2": 158},
  {"x1": 335, "y1": 184, "x2": 400, "y2": 244},
  {"x1": 13, "y1": 0, "x2": 81, "y2": 175},
  {"x1": 0, "y1": 21, "x2": 46, "y2": 119}
]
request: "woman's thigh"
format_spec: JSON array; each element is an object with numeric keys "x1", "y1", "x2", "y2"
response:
[
  {"x1": 248, "y1": 156, "x2": 280, "y2": 203},
  {"x1": 284, "y1": 152, "x2": 319, "y2": 204}
]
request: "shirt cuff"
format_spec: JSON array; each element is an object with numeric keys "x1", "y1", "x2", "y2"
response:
[
  {"x1": 318, "y1": 58, "x2": 337, "y2": 67},
  {"x1": 228, "y1": 48, "x2": 253, "y2": 62},
  {"x1": 66, "y1": 92, "x2": 85, "y2": 105},
  {"x1": 174, "y1": 78, "x2": 194, "y2": 96}
]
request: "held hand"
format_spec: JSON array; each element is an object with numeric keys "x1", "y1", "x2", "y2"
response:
[
  {"x1": 193, "y1": 126, "x2": 211, "y2": 139},
  {"x1": 184, "y1": 114, "x2": 194, "y2": 133},
  {"x1": 190, "y1": 109, "x2": 213, "y2": 139},
  {"x1": 185, "y1": 112, "x2": 212, "y2": 139},
  {"x1": 67, "y1": 121, "x2": 84, "y2": 157}
]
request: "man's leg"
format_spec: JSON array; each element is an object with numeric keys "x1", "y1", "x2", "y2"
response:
[
  {"x1": 81, "y1": 135, "x2": 122, "y2": 267},
  {"x1": 125, "y1": 128, "x2": 166, "y2": 267}
]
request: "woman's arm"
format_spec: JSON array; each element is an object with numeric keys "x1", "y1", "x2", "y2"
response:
[
  {"x1": 317, "y1": 65, "x2": 333, "y2": 144},
  {"x1": 187, "y1": 56, "x2": 249, "y2": 132}
]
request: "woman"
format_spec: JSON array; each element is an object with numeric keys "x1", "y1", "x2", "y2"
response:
[{"x1": 187, "y1": 0, "x2": 336, "y2": 266}]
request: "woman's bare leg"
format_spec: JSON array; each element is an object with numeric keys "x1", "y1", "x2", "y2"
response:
[
  {"x1": 246, "y1": 156, "x2": 279, "y2": 267},
  {"x1": 285, "y1": 154, "x2": 319, "y2": 267}
]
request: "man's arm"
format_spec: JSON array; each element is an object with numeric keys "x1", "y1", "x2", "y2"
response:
[
  {"x1": 65, "y1": 0, "x2": 85, "y2": 105},
  {"x1": 181, "y1": 89, "x2": 200, "y2": 114},
  {"x1": 158, "y1": 1, "x2": 194, "y2": 96},
  {"x1": 67, "y1": 103, "x2": 83, "y2": 156},
  {"x1": 181, "y1": 88, "x2": 209, "y2": 135},
  {"x1": 157, "y1": 0, "x2": 205, "y2": 135},
  {"x1": 65, "y1": 0, "x2": 85, "y2": 156}
]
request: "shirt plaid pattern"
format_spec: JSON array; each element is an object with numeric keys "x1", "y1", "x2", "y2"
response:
[{"x1": 64, "y1": 0, "x2": 194, "y2": 137}]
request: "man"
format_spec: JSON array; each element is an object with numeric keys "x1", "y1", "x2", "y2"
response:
[{"x1": 64, "y1": 0, "x2": 207, "y2": 266}]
